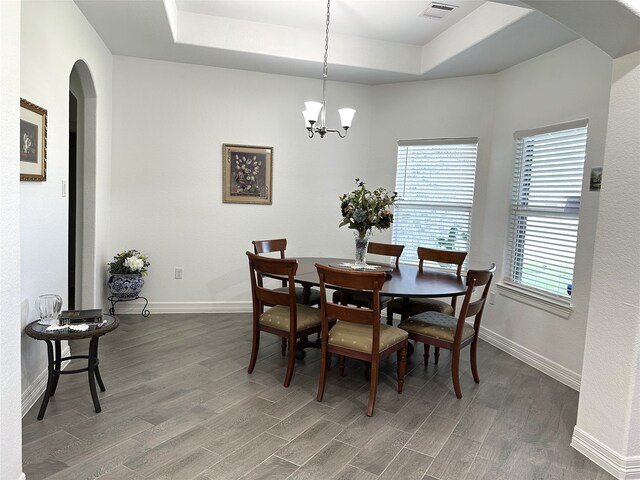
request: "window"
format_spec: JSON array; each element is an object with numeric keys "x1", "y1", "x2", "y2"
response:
[
  {"x1": 505, "y1": 120, "x2": 588, "y2": 302},
  {"x1": 392, "y1": 139, "x2": 478, "y2": 266}
]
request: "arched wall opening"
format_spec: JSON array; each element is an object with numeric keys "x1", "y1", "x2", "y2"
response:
[{"x1": 69, "y1": 60, "x2": 98, "y2": 309}]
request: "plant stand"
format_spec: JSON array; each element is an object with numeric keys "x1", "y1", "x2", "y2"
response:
[{"x1": 107, "y1": 295, "x2": 150, "y2": 317}]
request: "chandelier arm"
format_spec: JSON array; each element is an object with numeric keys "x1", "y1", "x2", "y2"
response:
[{"x1": 320, "y1": 127, "x2": 348, "y2": 138}]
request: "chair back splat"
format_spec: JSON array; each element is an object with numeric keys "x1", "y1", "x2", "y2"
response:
[
  {"x1": 417, "y1": 246, "x2": 467, "y2": 276},
  {"x1": 316, "y1": 263, "x2": 408, "y2": 416},
  {"x1": 251, "y1": 238, "x2": 320, "y2": 306},
  {"x1": 386, "y1": 246, "x2": 467, "y2": 324},
  {"x1": 252, "y1": 238, "x2": 287, "y2": 258},
  {"x1": 248, "y1": 251, "x2": 298, "y2": 312},
  {"x1": 368, "y1": 241, "x2": 405, "y2": 268},
  {"x1": 332, "y1": 241, "x2": 404, "y2": 309}
]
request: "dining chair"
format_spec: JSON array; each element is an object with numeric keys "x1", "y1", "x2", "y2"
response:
[
  {"x1": 332, "y1": 241, "x2": 405, "y2": 310},
  {"x1": 398, "y1": 263, "x2": 495, "y2": 398},
  {"x1": 246, "y1": 251, "x2": 322, "y2": 387},
  {"x1": 386, "y1": 247, "x2": 467, "y2": 325},
  {"x1": 316, "y1": 263, "x2": 408, "y2": 416},
  {"x1": 252, "y1": 238, "x2": 321, "y2": 306}
]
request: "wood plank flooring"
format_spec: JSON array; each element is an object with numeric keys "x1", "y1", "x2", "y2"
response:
[{"x1": 22, "y1": 313, "x2": 613, "y2": 480}]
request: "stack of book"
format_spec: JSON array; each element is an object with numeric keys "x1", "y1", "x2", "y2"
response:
[{"x1": 59, "y1": 309, "x2": 103, "y2": 324}]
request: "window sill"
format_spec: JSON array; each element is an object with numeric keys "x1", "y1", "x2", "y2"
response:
[{"x1": 496, "y1": 283, "x2": 572, "y2": 319}]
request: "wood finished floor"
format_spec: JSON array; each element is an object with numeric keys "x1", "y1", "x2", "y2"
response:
[{"x1": 22, "y1": 313, "x2": 613, "y2": 480}]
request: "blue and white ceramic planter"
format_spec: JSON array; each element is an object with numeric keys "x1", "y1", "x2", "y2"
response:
[{"x1": 108, "y1": 274, "x2": 144, "y2": 299}]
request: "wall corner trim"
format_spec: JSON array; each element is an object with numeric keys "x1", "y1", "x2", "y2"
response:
[
  {"x1": 478, "y1": 325, "x2": 581, "y2": 391},
  {"x1": 571, "y1": 426, "x2": 640, "y2": 479}
]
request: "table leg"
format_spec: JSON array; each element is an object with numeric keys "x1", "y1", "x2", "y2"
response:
[
  {"x1": 87, "y1": 337, "x2": 102, "y2": 413},
  {"x1": 50, "y1": 340, "x2": 62, "y2": 396},
  {"x1": 401, "y1": 298, "x2": 410, "y2": 320},
  {"x1": 298, "y1": 286, "x2": 311, "y2": 359},
  {"x1": 93, "y1": 337, "x2": 106, "y2": 392},
  {"x1": 302, "y1": 285, "x2": 311, "y2": 305},
  {"x1": 37, "y1": 340, "x2": 56, "y2": 420},
  {"x1": 295, "y1": 339, "x2": 307, "y2": 360}
]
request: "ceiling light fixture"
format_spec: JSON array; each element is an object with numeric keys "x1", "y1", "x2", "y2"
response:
[{"x1": 303, "y1": 0, "x2": 355, "y2": 138}]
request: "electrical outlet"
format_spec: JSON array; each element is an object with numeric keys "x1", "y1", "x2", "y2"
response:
[
  {"x1": 175, "y1": 267, "x2": 183, "y2": 279},
  {"x1": 489, "y1": 291, "x2": 495, "y2": 305}
]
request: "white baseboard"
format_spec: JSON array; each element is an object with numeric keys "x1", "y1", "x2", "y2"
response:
[
  {"x1": 22, "y1": 345, "x2": 71, "y2": 417},
  {"x1": 478, "y1": 325, "x2": 581, "y2": 391},
  {"x1": 572, "y1": 426, "x2": 640, "y2": 479},
  {"x1": 109, "y1": 301, "x2": 252, "y2": 315}
]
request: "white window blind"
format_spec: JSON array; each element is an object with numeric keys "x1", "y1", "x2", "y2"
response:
[
  {"x1": 392, "y1": 139, "x2": 478, "y2": 266},
  {"x1": 505, "y1": 121, "x2": 588, "y2": 301}
]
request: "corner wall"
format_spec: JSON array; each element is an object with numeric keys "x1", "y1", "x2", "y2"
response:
[
  {"x1": 20, "y1": 0, "x2": 113, "y2": 410},
  {"x1": 1, "y1": 2, "x2": 25, "y2": 478},
  {"x1": 481, "y1": 39, "x2": 612, "y2": 385},
  {"x1": 573, "y1": 49, "x2": 640, "y2": 479},
  {"x1": 369, "y1": 39, "x2": 612, "y2": 387}
]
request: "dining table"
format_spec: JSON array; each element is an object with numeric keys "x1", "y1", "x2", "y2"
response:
[
  {"x1": 289, "y1": 256, "x2": 466, "y2": 302},
  {"x1": 268, "y1": 257, "x2": 468, "y2": 357}
]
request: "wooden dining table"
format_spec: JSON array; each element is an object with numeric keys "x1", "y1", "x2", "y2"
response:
[
  {"x1": 272, "y1": 257, "x2": 467, "y2": 358},
  {"x1": 289, "y1": 257, "x2": 467, "y2": 305}
]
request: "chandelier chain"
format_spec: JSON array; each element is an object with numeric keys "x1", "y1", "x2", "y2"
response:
[{"x1": 323, "y1": 0, "x2": 330, "y2": 81}]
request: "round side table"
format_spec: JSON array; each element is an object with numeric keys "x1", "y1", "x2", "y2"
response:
[{"x1": 24, "y1": 315, "x2": 119, "y2": 420}]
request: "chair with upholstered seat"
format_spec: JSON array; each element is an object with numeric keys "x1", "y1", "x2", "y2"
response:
[
  {"x1": 246, "y1": 251, "x2": 322, "y2": 387},
  {"x1": 332, "y1": 241, "x2": 404, "y2": 310},
  {"x1": 316, "y1": 263, "x2": 408, "y2": 416},
  {"x1": 252, "y1": 238, "x2": 321, "y2": 306},
  {"x1": 386, "y1": 247, "x2": 467, "y2": 325},
  {"x1": 398, "y1": 263, "x2": 495, "y2": 398}
]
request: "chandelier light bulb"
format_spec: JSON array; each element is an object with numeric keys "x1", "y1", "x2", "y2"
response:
[
  {"x1": 304, "y1": 101, "x2": 323, "y2": 126},
  {"x1": 338, "y1": 108, "x2": 356, "y2": 129}
]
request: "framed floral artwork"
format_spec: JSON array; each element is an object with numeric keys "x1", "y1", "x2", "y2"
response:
[
  {"x1": 222, "y1": 144, "x2": 273, "y2": 204},
  {"x1": 20, "y1": 98, "x2": 47, "y2": 181}
]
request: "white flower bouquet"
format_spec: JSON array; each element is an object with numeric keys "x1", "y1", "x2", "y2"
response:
[{"x1": 107, "y1": 249, "x2": 150, "y2": 276}]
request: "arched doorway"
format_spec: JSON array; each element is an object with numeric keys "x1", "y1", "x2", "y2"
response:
[{"x1": 69, "y1": 61, "x2": 98, "y2": 308}]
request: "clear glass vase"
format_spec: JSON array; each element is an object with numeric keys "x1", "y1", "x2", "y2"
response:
[
  {"x1": 354, "y1": 230, "x2": 371, "y2": 267},
  {"x1": 36, "y1": 294, "x2": 63, "y2": 326}
]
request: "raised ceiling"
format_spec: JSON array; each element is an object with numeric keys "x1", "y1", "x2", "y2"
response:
[{"x1": 74, "y1": 0, "x2": 639, "y2": 85}]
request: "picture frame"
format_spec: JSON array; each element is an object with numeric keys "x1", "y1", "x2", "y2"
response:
[
  {"x1": 223, "y1": 144, "x2": 273, "y2": 204},
  {"x1": 20, "y1": 98, "x2": 47, "y2": 181}
]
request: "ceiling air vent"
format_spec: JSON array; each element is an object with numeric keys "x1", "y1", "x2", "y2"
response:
[{"x1": 419, "y1": 2, "x2": 458, "y2": 19}]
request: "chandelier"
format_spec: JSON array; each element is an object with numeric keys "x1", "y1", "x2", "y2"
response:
[{"x1": 303, "y1": 0, "x2": 355, "y2": 138}]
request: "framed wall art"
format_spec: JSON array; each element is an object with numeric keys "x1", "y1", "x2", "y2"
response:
[
  {"x1": 20, "y1": 98, "x2": 47, "y2": 181},
  {"x1": 223, "y1": 144, "x2": 273, "y2": 204}
]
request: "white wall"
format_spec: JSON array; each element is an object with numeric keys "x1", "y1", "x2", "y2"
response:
[
  {"x1": 20, "y1": 0, "x2": 113, "y2": 406},
  {"x1": 369, "y1": 73, "x2": 498, "y2": 261},
  {"x1": 0, "y1": 1, "x2": 25, "y2": 477},
  {"x1": 110, "y1": 56, "x2": 374, "y2": 311},
  {"x1": 482, "y1": 39, "x2": 612, "y2": 383},
  {"x1": 369, "y1": 39, "x2": 612, "y2": 386}
]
